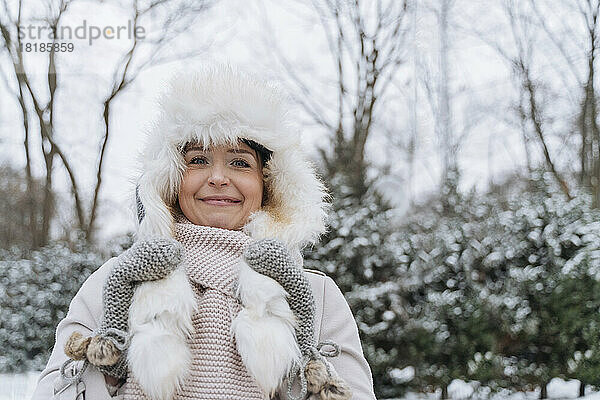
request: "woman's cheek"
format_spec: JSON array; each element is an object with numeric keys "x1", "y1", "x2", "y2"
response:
[
  {"x1": 251, "y1": 182, "x2": 264, "y2": 212},
  {"x1": 183, "y1": 170, "x2": 205, "y2": 191}
]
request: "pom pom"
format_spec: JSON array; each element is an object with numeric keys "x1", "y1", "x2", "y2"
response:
[
  {"x1": 64, "y1": 332, "x2": 91, "y2": 360},
  {"x1": 305, "y1": 359, "x2": 329, "y2": 393},
  {"x1": 86, "y1": 336, "x2": 121, "y2": 366},
  {"x1": 320, "y1": 376, "x2": 352, "y2": 400}
]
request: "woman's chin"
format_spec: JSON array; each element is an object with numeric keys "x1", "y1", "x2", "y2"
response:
[
  {"x1": 184, "y1": 208, "x2": 251, "y2": 231},
  {"x1": 201, "y1": 216, "x2": 241, "y2": 231}
]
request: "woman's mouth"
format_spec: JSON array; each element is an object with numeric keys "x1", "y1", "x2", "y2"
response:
[{"x1": 200, "y1": 197, "x2": 242, "y2": 206}]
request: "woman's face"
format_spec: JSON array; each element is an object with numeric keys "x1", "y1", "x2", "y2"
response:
[{"x1": 178, "y1": 141, "x2": 264, "y2": 230}]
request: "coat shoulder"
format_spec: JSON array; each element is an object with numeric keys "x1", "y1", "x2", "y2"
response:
[
  {"x1": 303, "y1": 268, "x2": 326, "y2": 277},
  {"x1": 303, "y1": 268, "x2": 330, "y2": 296},
  {"x1": 72, "y1": 257, "x2": 118, "y2": 326},
  {"x1": 79, "y1": 256, "x2": 117, "y2": 298}
]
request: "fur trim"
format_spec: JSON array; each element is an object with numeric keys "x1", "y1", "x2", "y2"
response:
[
  {"x1": 127, "y1": 325, "x2": 191, "y2": 400},
  {"x1": 64, "y1": 332, "x2": 90, "y2": 360},
  {"x1": 305, "y1": 359, "x2": 329, "y2": 393},
  {"x1": 136, "y1": 173, "x2": 177, "y2": 240},
  {"x1": 320, "y1": 377, "x2": 352, "y2": 400},
  {"x1": 317, "y1": 359, "x2": 352, "y2": 400},
  {"x1": 135, "y1": 64, "x2": 329, "y2": 249},
  {"x1": 232, "y1": 259, "x2": 301, "y2": 396},
  {"x1": 128, "y1": 268, "x2": 196, "y2": 400},
  {"x1": 243, "y1": 148, "x2": 329, "y2": 248},
  {"x1": 86, "y1": 336, "x2": 121, "y2": 366}
]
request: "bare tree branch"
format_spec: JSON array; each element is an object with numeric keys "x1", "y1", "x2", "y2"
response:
[
  {"x1": 256, "y1": 0, "x2": 335, "y2": 131},
  {"x1": 86, "y1": 0, "x2": 215, "y2": 240},
  {"x1": 0, "y1": 0, "x2": 217, "y2": 245},
  {"x1": 529, "y1": 0, "x2": 582, "y2": 86}
]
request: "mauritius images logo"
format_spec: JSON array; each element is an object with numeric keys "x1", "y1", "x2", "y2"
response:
[{"x1": 18, "y1": 19, "x2": 146, "y2": 45}]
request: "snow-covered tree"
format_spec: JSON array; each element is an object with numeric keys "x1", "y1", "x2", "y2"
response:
[
  {"x1": 0, "y1": 234, "x2": 133, "y2": 372},
  {"x1": 388, "y1": 171, "x2": 600, "y2": 398},
  {"x1": 303, "y1": 167, "x2": 404, "y2": 398}
]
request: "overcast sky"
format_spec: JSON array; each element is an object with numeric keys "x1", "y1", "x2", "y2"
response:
[{"x1": 1, "y1": 0, "x2": 562, "y2": 240}]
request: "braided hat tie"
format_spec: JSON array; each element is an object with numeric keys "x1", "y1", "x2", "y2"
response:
[
  {"x1": 62, "y1": 238, "x2": 184, "y2": 380},
  {"x1": 244, "y1": 239, "x2": 352, "y2": 400}
]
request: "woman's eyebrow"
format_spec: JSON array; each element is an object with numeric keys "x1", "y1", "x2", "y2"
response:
[
  {"x1": 227, "y1": 149, "x2": 255, "y2": 156},
  {"x1": 184, "y1": 146, "x2": 254, "y2": 155},
  {"x1": 184, "y1": 145, "x2": 204, "y2": 152}
]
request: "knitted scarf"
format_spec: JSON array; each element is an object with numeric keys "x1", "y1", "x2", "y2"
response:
[{"x1": 122, "y1": 216, "x2": 268, "y2": 400}]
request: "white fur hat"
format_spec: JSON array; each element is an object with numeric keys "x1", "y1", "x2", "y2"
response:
[
  {"x1": 128, "y1": 64, "x2": 330, "y2": 400},
  {"x1": 136, "y1": 64, "x2": 329, "y2": 249}
]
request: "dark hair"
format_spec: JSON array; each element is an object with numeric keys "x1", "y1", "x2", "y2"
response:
[{"x1": 241, "y1": 138, "x2": 272, "y2": 166}]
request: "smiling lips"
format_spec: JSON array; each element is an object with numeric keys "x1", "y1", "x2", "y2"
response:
[{"x1": 200, "y1": 196, "x2": 242, "y2": 206}]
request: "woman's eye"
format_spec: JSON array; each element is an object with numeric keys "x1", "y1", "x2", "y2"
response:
[
  {"x1": 232, "y1": 159, "x2": 250, "y2": 168},
  {"x1": 189, "y1": 156, "x2": 208, "y2": 165}
]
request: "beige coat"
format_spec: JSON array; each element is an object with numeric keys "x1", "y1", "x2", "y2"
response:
[{"x1": 32, "y1": 257, "x2": 377, "y2": 400}]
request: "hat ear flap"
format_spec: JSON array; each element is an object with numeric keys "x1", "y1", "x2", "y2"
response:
[
  {"x1": 136, "y1": 184, "x2": 146, "y2": 224},
  {"x1": 135, "y1": 169, "x2": 178, "y2": 240}
]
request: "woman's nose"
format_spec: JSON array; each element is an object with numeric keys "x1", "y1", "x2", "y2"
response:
[{"x1": 207, "y1": 166, "x2": 230, "y2": 186}]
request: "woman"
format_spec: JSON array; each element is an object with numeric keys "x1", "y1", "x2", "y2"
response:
[{"x1": 32, "y1": 65, "x2": 376, "y2": 400}]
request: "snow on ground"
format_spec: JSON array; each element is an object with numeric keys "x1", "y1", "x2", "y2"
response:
[
  {"x1": 0, "y1": 373, "x2": 598, "y2": 400},
  {"x1": 401, "y1": 378, "x2": 599, "y2": 400},
  {"x1": 1, "y1": 373, "x2": 39, "y2": 400}
]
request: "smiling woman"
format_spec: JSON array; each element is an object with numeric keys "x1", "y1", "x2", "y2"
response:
[
  {"x1": 177, "y1": 141, "x2": 265, "y2": 231},
  {"x1": 32, "y1": 64, "x2": 376, "y2": 400}
]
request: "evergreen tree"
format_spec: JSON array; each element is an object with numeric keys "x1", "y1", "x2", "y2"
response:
[
  {"x1": 390, "y1": 172, "x2": 600, "y2": 398},
  {"x1": 0, "y1": 234, "x2": 132, "y2": 372},
  {"x1": 303, "y1": 167, "x2": 403, "y2": 398},
  {"x1": 390, "y1": 182, "x2": 502, "y2": 398}
]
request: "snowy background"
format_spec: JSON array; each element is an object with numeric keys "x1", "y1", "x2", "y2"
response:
[
  {"x1": 2, "y1": 0, "x2": 600, "y2": 398},
  {"x1": 2, "y1": 375, "x2": 600, "y2": 400}
]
